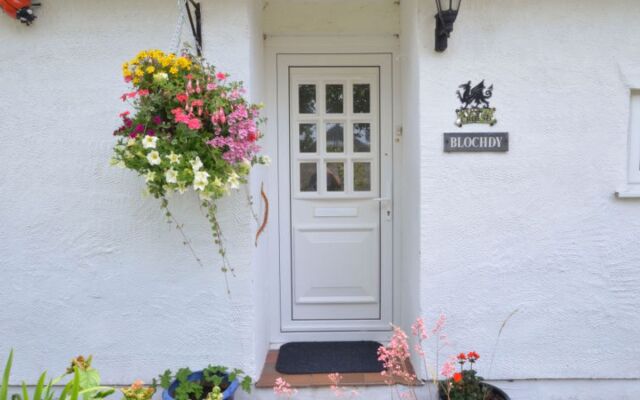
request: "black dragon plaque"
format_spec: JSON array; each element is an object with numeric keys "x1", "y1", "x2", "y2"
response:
[{"x1": 455, "y1": 80, "x2": 497, "y2": 127}]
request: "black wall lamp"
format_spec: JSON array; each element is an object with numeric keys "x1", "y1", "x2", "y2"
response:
[{"x1": 435, "y1": 0, "x2": 461, "y2": 52}]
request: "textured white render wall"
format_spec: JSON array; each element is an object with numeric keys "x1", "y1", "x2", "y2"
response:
[
  {"x1": 399, "y1": 0, "x2": 422, "y2": 352},
  {"x1": 0, "y1": 0, "x2": 263, "y2": 384},
  {"x1": 416, "y1": 0, "x2": 640, "y2": 385},
  {"x1": 263, "y1": 0, "x2": 399, "y2": 36}
]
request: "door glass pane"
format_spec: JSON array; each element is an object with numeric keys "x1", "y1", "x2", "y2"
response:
[
  {"x1": 353, "y1": 123, "x2": 371, "y2": 152},
  {"x1": 299, "y1": 84, "x2": 316, "y2": 114},
  {"x1": 326, "y1": 162, "x2": 344, "y2": 192},
  {"x1": 300, "y1": 163, "x2": 317, "y2": 192},
  {"x1": 299, "y1": 123, "x2": 317, "y2": 153},
  {"x1": 353, "y1": 84, "x2": 370, "y2": 113},
  {"x1": 326, "y1": 123, "x2": 344, "y2": 152},
  {"x1": 326, "y1": 84, "x2": 344, "y2": 113},
  {"x1": 353, "y1": 162, "x2": 371, "y2": 191}
]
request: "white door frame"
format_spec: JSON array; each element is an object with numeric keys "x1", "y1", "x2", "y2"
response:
[{"x1": 263, "y1": 36, "x2": 402, "y2": 344}]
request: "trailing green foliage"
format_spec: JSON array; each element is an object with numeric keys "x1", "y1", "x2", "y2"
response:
[{"x1": 158, "y1": 364, "x2": 252, "y2": 400}]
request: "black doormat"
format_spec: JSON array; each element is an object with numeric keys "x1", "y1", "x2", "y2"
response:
[{"x1": 275, "y1": 341, "x2": 385, "y2": 374}]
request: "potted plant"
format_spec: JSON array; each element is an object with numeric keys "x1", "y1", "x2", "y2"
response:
[
  {"x1": 438, "y1": 352, "x2": 510, "y2": 400},
  {"x1": 158, "y1": 365, "x2": 251, "y2": 400}
]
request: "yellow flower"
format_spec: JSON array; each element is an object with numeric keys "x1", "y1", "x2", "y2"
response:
[
  {"x1": 177, "y1": 57, "x2": 191, "y2": 69},
  {"x1": 169, "y1": 67, "x2": 178, "y2": 75},
  {"x1": 145, "y1": 66, "x2": 155, "y2": 74},
  {"x1": 135, "y1": 68, "x2": 144, "y2": 77},
  {"x1": 160, "y1": 57, "x2": 171, "y2": 67}
]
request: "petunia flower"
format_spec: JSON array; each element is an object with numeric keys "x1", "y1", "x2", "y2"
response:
[
  {"x1": 165, "y1": 168, "x2": 178, "y2": 184},
  {"x1": 142, "y1": 135, "x2": 157, "y2": 149},
  {"x1": 146, "y1": 151, "x2": 161, "y2": 165}
]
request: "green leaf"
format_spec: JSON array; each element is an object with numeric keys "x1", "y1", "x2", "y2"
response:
[
  {"x1": 78, "y1": 369, "x2": 100, "y2": 390},
  {"x1": 1, "y1": 350, "x2": 14, "y2": 400},
  {"x1": 70, "y1": 369, "x2": 80, "y2": 400},
  {"x1": 240, "y1": 376, "x2": 252, "y2": 394},
  {"x1": 33, "y1": 372, "x2": 47, "y2": 400},
  {"x1": 158, "y1": 370, "x2": 173, "y2": 390},
  {"x1": 21, "y1": 382, "x2": 29, "y2": 400}
]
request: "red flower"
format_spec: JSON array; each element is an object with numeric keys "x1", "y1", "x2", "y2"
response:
[
  {"x1": 176, "y1": 93, "x2": 188, "y2": 103},
  {"x1": 467, "y1": 351, "x2": 480, "y2": 362},
  {"x1": 457, "y1": 353, "x2": 467, "y2": 361},
  {"x1": 247, "y1": 132, "x2": 257, "y2": 142},
  {"x1": 453, "y1": 372, "x2": 462, "y2": 383}
]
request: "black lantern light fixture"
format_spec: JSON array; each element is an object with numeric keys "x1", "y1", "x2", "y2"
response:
[{"x1": 435, "y1": 0, "x2": 461, "y2": 52}]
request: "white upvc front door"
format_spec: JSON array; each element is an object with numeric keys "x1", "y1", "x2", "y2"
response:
[{"x1": 277, "y1": 54, "x2": 393, "y2": 333}]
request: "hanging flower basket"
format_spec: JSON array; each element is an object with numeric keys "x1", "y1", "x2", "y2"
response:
[{"x1": 111, "y1": 49, "x2": 268, "y2": 280}]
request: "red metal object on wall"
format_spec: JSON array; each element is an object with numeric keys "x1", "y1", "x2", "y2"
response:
[{"x1": 0, "y1": 0, "x2": 38, "y2": 25}]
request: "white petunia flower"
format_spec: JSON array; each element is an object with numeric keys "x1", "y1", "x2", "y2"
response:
[
  {"x1": 147, "y1": 150, "x2": 161, "y2": 165},
  {"x1": 167, "y1": 152, "x2": 182, "y2": 164},
  {"x1": 165, "y1": 168, "x2": 178, "y2": 183},
  {"x1": 153, "y1": 72, "x2": 169, "y2": 83},
  {"x1": 190, "y1": 156, "x2": 203, "y2": 172},
  {"x1": 142, "y1": 135, "x2": 158, "y2": 149},
  {"x1": 145, "y1": 171, "x2": 156, "y2": 182},
  {"x1": 109, "y1": 158, "x2": 125, "y2": 168},
  {"x1": 194, "y1": 170, "x2": 210, "y2": 182},
  {"x1": 227, "y1": 171, "x2": 240, "y2": 189},
  {"x1": 127, "y1": 138, "x2": 137, "y2": 147},
  {"x1": 176, "y1": 181, "x2": 188, "y2": 194},
  {"x1": 212, "y1": 176, "x2": 223, "y2": 188},
  {"x1": 193, "y1": 177, "x2": 207, "y2": 191}
]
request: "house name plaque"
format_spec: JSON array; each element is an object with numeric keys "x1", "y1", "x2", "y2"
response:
[{"x1": 444, "y1": 132, "x2": 509, "y2": 152}]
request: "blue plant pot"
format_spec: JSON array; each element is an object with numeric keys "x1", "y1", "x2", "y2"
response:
[{"x1": 162, "y1": 371, "x2": 240, "y2": 400}]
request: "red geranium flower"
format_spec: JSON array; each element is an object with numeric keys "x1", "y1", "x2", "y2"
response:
[
  {"x1": 467, "y1": 351, "x2": 480, "y2": 362},
  {"x1": 453, "y1": 372, "x2": 463, "y2": 383},
  {"x1": 457, "y1": 353, "x2": 467, "y2": 361}
]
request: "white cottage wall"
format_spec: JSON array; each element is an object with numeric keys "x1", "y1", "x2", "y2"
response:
[
  {"x1": 415, "y1": 0, "x2": 640, "y2": 392},
  {"x1": 0, "y1": 0, "x2": 263, "y2": 384}
]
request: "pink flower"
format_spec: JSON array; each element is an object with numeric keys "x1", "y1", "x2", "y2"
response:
[
  {"x1": 377, "y1": 325, "x2": 416, "y2": 384},
  {"x1": 152, "y1": 115, "x2": 162, "y2": 125},
  {"x1": 131, "y1": 380, "x2": 144, "y2": 390},
  {"x1": 432, "y1": 313, "x2": 446, "y2": 334},
  {"x1": 273, "y1": 377, "x2": 296, "y2": 398},
  {"x1": 216, "y1": 72, "x2": 226, "y2": 81},
  {"x1": 187, "y1": 118, "x2": 201, "y2": 130},
  {"x1": 440, "y1": 356, "x2": 457, "y2": 378},
  {"x1": 137, "y1": 89, "x2": 149, "y2": 96},
  {"x1": 206, "y1": 82, "x2": 217, "y2": 91},
  {"x1": 119, "y1": 111, "x2": 130, "y2": 118},
  {"x1": 176, "y1": 93, "x2": 188, "y2": 103},
  {"x1": 411, "y1": 317, "x2": 428, "y2": 340},
  {"x1": 124, "y1": 76, "x2": 132, "y2": 83}
]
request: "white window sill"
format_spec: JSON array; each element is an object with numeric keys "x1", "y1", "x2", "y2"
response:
[{"x1": 615, "y1": 186, "x2": 640, "y2": 198}]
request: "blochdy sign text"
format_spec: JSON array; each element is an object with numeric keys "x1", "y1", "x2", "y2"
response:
[{"x1": 444, "y1": 132, "x2": 509, "y2": 152}]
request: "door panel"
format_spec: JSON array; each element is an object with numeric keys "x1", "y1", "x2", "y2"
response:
[
  {"x1": 276, "y1": 54, "x2": 393, "y2": 334},
  {"x1": 289, "y1": 67, "x2": 381, "y2": 322}
]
